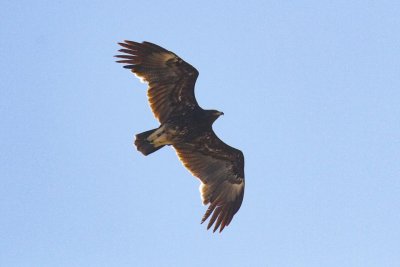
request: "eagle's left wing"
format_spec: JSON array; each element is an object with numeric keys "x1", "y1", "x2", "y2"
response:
[
  {"x1": 174, "y1": 133, "x2": 245, "y2": 233},
  {"x1": 115, "y1": 40, "x2": 199, "y2": 123}
]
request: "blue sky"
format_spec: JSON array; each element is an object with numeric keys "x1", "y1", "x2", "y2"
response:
[{"x1": 1, "y1": 1, "x2": 399, "y2": 266}]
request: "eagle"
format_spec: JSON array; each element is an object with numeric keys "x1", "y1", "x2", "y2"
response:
[{"x1": 115, "y1": 40, "x2": 245, "y2": 232}]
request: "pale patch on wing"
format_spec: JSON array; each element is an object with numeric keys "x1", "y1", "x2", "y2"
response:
[
  {"x1": 199, "y1": 179, "x2": 244, "y2": 204},
  {"x1": 199, "y1": 183, "x2": 207, "y2": 204},
  {"x1": 134, "y1": 73, "x2": 147, "y2": 83},
  {"x1": 160, "y1": 52, "x2": 176, "y2": 62},
  {"x1": 225, "y1": 181, "x2": 244, "y2": 202}
]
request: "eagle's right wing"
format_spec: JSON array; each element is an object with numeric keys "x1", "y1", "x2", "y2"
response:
[
  {"x1": 174, "y1": 132, "x2": 245, "y2": 233},
  {"x1": 115, "y1": 40, "x2": 199, "y2": 123}
]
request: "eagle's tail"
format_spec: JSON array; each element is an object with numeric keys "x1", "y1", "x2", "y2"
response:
[{"x1": 134, "y1": 129, "x2": 165, "y2": 156}]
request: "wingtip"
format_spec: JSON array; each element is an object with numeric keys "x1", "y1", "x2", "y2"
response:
[{"x1": 219, "y1": 223, "x2": 226, "y2": 233}]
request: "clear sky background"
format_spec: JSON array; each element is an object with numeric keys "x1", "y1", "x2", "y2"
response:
[{"x1": 1, "y1": 1, "x2": 399, "y2": 266}]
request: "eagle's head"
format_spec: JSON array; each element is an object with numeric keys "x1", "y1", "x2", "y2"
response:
[{"x1": 206, "y1": 109, "x2": 224, "y2": 124}]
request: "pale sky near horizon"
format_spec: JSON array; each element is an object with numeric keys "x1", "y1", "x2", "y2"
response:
[{"x1": 1, "y1": 1, "x2": 400, "y2": 266}]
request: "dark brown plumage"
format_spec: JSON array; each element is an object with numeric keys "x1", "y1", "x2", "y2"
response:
[{"x1": 115, "y1": 40, "x2": 245, "y2": 232}]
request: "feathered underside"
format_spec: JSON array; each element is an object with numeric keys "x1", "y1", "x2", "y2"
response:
[{"x1": 115, "y1": 40, "x2": 200, "y2": 123}]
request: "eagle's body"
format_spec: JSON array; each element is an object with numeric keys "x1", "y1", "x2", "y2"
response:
[
  {"x1": 141, "y1": 109, "x2": 222, "y2": 148},
  {"x1": 115, "y1": 40, "x2": 245, "y2": 232}
]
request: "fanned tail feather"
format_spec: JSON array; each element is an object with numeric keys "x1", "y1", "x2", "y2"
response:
[{"x1": 134, "y1": 129, "x2": 164, "y2": 156}]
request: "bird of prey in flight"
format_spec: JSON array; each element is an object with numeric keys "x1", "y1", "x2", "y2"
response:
[{"x1": 115, "y1": 40, "x2": 245, "y2": 232}]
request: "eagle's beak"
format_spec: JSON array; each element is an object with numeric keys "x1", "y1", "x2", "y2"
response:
[{"x1": 212, "y1": 110, "x2": 224, "y2": 117}]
